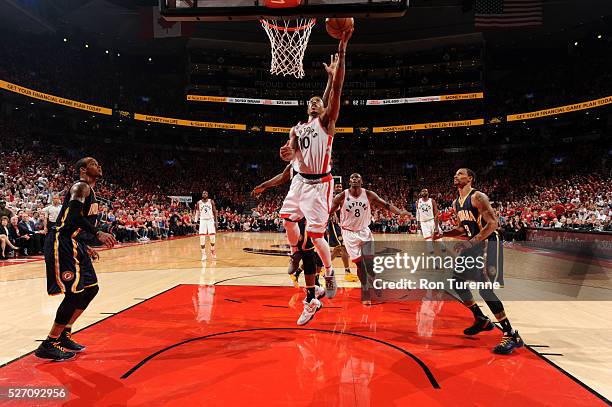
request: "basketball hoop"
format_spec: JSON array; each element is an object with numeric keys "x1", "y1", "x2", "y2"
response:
[{"x1": 261, "y1": 18, "x2": 316, "y2": 79}]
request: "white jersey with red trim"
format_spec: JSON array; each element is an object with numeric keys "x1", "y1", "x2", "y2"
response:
[
  {"x1": 340, "y1": 189, "x2": 372, "y2": 232},
  {"x1": 417, "y1": 198, "x2": 434, "y2": 222},
  {"x1": 293, "y1": 117, "x2": 333, "y2": 175},
  {"x1": 198, "y1": 199, "x2": 214, "y2": 221}
]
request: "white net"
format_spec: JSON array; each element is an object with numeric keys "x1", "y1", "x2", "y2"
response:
[{"x1": 261, "y1": 18, "x2": 316, "y2": 79}]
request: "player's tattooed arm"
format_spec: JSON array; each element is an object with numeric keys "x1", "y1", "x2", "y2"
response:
[
  {"x1": 470, "y1": 191, "x2": 498, "y2": 242},
  {"x1": 67, "y1": 182, "x2": 116, "y2": 247},
  {"x1": 252, "y1": 165, "x2": 292, "y2": 197},
  {"x1": 328, "y1": 190, "x2": 346, "y2": 214},
  {"x1": 70, "y1": 182, "x2": 90, "y2": 203},
  {"x1": 366, "y1": 190, "x2": 408, "y2": 215}
]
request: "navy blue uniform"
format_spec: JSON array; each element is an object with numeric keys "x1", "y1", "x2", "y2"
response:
[
  {"x1": 453, "y1": 189, "x2": 504, "y2": 285},
  {"x1": 44, "y1": 181, "x2": 99, "y2": 295},
  {"x1": 327, "y1": 219, "x2": 343, "y2": 248}
]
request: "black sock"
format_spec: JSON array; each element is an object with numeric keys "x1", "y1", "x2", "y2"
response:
[
  {"x1": 345, "y1": 268, "x2": 350, "y2": 273},
  {"x1": 306, "y1": 287, "x2": 315, "y2": 302},
  {"x1": 315, "y1": 275, "x2": 320, "y2": 286},
  {"x1": 468, "y1": 303, "x2": 486, "y2": 319},
  {"x1": 499, "y1": 318, "x2": 514, "y2": 335}
]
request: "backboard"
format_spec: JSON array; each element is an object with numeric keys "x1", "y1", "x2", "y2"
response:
[{"x1": 160, "y1": 0, "x2": 409, "y2": 22}]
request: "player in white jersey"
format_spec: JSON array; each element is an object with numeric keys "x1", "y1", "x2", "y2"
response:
[
  {"x1": 416, "y1": 188, "x2": 446, "y2": 255},
  {"x1": 329, "y1": 173, "x2": 408, "y2": 304},
  {"x1": 252, "y1": 164, "x2": 326, "y2": 325},
  {"x1": 195, "y1": 190, "x2": 218, "y2": 261},
  {"x1": 279, "y1": 28, "x2": 353, "y2": 300}
]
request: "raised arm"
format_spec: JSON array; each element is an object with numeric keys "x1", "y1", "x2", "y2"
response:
[
  {"x1": 252, "y1": 164, "x2": 293, "y2": 197},
  {"x1": 366, "y1": 190, "x2": 408, "y2": 216},
  {"x1": 328, "y1": 190, "x2": 346, "y2": 215},
  {"x1": 320, "y1": 29, "x2": 353, "y2": 129},
  {"x1": 322, "y1": 53, "x2": 338, "y2": 106}
]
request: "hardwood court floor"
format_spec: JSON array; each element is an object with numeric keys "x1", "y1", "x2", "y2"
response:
[{"x1": 0, "y1": 232, "x2": 610, "y2": 405}]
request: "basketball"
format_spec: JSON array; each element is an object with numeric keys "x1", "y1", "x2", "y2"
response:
[{"x1": 326, "y1": 18, "x2": 354, "y2": 39}]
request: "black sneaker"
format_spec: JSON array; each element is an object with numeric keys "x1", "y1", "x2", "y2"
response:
[
  {"x1": 463, "y1": 317, "x2": 495, "y2": 335},
  {"x1": 287, "y1": 252, "x2": 303, "y2": 275},
  {"x1": 493, "y1": 331, "x2": 524, "y2": 355},
  {"x1": 59, "y1": 331, "x2": 86, "y2": 352},
  {"x1": 34, "y1": 340, "x2": 76, "y2": 361}
]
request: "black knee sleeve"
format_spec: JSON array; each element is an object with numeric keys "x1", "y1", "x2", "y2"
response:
[
  {"x1": 79, "y1": 285, "x2": 99, "y2": 309},
  {"x1": 480, "y1": 289, "x2": 505, "y2": 314},
  {"x1": 301, "y1": 251, "x2": 316, "y2": 276},
  {"x1": 54, "y1": 292, "x2": 83, "y2": 325}
]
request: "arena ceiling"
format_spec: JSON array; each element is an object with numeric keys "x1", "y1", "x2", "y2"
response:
[{"x1": 0, "y1": 0, "x2": 611, "y2": 54}]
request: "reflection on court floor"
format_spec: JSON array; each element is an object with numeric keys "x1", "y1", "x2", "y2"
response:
[{"x1": 1, "y1": 285, "x2": 606, "y2": 406}]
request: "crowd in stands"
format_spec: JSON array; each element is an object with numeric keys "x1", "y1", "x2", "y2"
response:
[
  {"x1": 1, "y1": 117, "x2": 610, "y2": 260},
  {"x1": 1, "y1": 28, "x2": 610, "y2": 257}
]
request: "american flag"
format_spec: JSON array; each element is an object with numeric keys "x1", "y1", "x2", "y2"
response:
[{"x1": 475, "y1": 0, "x2": 543, "y2": 28}]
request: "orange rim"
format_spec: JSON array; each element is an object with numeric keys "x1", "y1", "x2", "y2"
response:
[{"x1": 260, "y1": 18, "x2": 316, "y2": 32}]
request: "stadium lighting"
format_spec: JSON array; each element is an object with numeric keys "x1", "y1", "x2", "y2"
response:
[
  {"x1": 574, "y1": 41, "x2": 578, "y2": 46},
  {"x1": 105, "y1": 50, "x2": 109, "y2": 54},
  {"x1": 63, "y1": 38, "x2": 67, "y2": 42},
  {"x1": 597, "y1": 34, "x2": 602, "y2": 39},
  {"x1": 85, "y1": 43, "x2": 89, "y2": 48},
  {"x1": 117, "y1": 53, "x2": 121, "y2": 57},
  {"x1": 148, "y1": 57, "x2": 152, "y2": 62}
]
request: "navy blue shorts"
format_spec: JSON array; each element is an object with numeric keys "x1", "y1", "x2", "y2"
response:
[
  {"x1": 44, "y1": 231, "x2": 97, "y2": 296},
  {"x1": 454, "y1": 232, "x2": 504, "y2": 286}
]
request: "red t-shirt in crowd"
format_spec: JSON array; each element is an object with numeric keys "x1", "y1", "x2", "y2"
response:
[{"x1": 553, "y1": 204, "x2": 565, "y2": 217}]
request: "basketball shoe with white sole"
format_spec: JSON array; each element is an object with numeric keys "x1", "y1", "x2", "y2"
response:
[{"x1": 297, "y1": 298, "x2": 322, "y2": 326}]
